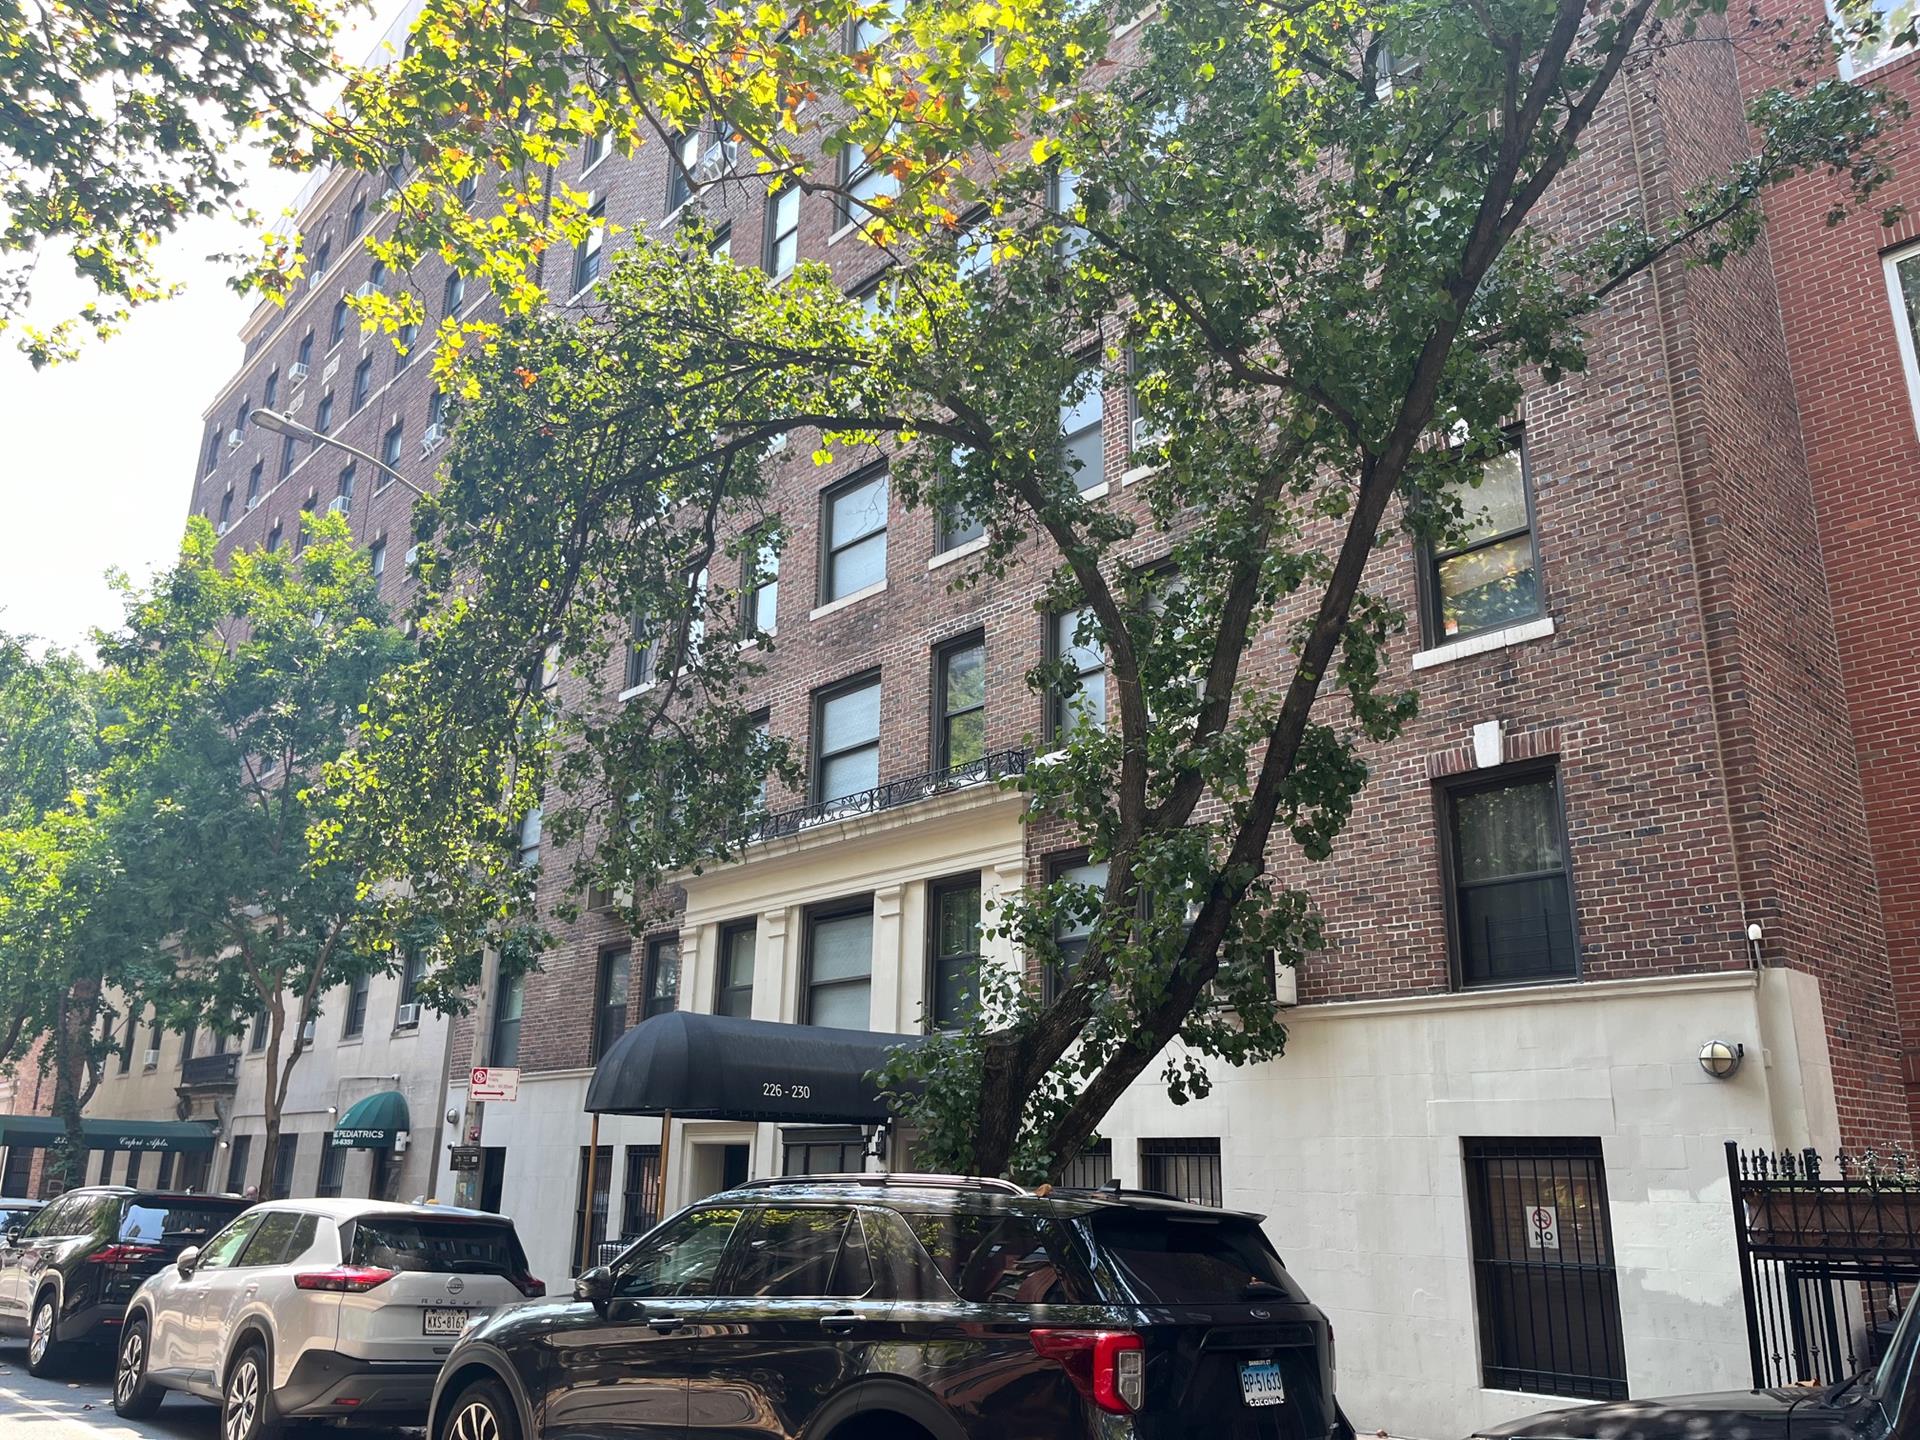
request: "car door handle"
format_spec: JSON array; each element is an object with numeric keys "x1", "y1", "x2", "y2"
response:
[
  {"x1": 647, "y1": 1314, "x2": 685, "y2": 1333},
  {"x1": 819, "y1": 1312, "x2": 867, "y2": 1331}
]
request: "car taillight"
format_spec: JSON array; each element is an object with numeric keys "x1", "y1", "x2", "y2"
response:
[
  {"x1": 87, "y1": 1244, "x2": 167, "y2": 1265},
  {"x1": 293, "y1": 1266, "x2": 396, "y2": 1293},
  {"x1": 1030, "y1": 1329, "x2": 1145, "y2": 1414},
  {"x1": 512, "y1": 1274, "x2": 545, "y2": 1298}
]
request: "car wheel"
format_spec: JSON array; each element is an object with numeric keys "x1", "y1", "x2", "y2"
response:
[
  {"x1": 444, "y1": 1377, "x2": 520, "y2": 1440},
  {"x1": 25, "y1": 1293, "x2": 63, "y2": 1377},
  {"x1": 113, "y1": 1316, "x2": 165, "y2": 1419},
  {"x1": 223, "y1": 1342, "x2": 281, "y2": 1440}
]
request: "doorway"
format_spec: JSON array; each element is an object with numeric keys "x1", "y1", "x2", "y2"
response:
[{"x1": 480, "y1": 1146, "x2": 506, "y2": 1213}]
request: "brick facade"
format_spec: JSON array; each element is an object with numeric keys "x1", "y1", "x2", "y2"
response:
[
  {"x1": 186, "y1": 15, "x2": 1905, "y2": 1157},
  {"x1": 1732, "y1": 16, "x2": 1920, "y2": 1135}
]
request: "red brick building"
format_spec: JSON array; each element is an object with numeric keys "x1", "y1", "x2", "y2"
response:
[
  {"x1": 169, "y1": 16, "x2": 1911, "y2": 1434},
  {"x1": 1733, "y1": 12, "x2": 1920, "y2": 1133}
]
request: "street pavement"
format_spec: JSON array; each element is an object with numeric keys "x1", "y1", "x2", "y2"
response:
[{"x1": 0, "y1": 1342, "x2": 417, "y2": 1440}]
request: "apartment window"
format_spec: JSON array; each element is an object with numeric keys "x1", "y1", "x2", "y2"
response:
[
  {"x1": 516, "y1": 803, "x2": 542, "y2": 868},
  {"x1": 573, "y1": 196, "x2": 606, "y2": 293},
  {"x1": 204, "y1": 427, "x2": 221, "y2": 475},
  {"x1": 620, "y1": 1145, "x2": 662, "y2": 1237},
  {"x1": 846, "y1": 0, "x2": 902, "y2": 51},
  {"x1": 266, "y1": 1134, "x2": 299, "y2": 1200},
  {"x1": 234, "y1": 396, "x2": 250, "y2": 436},
  {"x1": 716, "y1": 922, "x2": 756, "y2": 1018},
  {"x1": 428, "y1": 387, "x2": 448, "y2": 432},
  {"x1": 263, "y1": 368, "x2": 279, "y2": 409},
  {"x1": 1060, "y1": 1138, "x2": 1113, "y2": 1189},
  {"x1": 1048, "y1": 607, "x2": 1106, "y2": 740},
  {"x1": 248, "y1": 1008, "x2": 266, "y2": 1051},
  {"x1": 227, "y1": 1134, "x2": 253, "y2": 1193},
  {"x1": 594, "y1": 947, "x2": 632, "y2": 1060},
  {"x1": 740, "y1": 525, "x2": 779, "y2": 637},
  {"x1": 280, "y1": 433, "x2": 299, "y2": 479},
  {"x1": 369, "y1": 539, "x2": 386, "y2": 580},
  {"x1": 934, "y1": 634, "x2": 986, "y2": 772},
  {"x1": 1423, "y1": 440, "x2": 1541, "y2": 644},
  {"x1": 625, "y1": 604, "x2": 661, "y2": 690},
  {"x1": 1445, "y1": 766, "x2": 1577, "y2": 988},
  {"x1": 838, "y1": 132, "x2": 901, "y2": 225},
  {"x1": 1465, "y1": 1138, "x2": 1626, "y2": 1399},
  {"x1": 246, "y1": 463, "x2": 263, "y2": 508},
  {"x1": 343, "y1": 972, "x2": 370, "y2": 1038},
  {"x1": 1050, "y1": 166, "x2": 1087, "y2": 259},
  {"x1": 395, "y1": 322, "x2": 418, "y2": 373},
  {"x1": 351, "y1": 358, "x2": 373, "y2": 412},
  {"x1": 218, "y1": 490, "x2": 233, "y2": 527},
  {"x1": 1060, "y1": 362, "x2": 1106, "y2": 491},
  {"x1": 708, "y1": 225, "x2": 732, "y2": 264},
  {"x1": 491, "y1": 972, "x2": 524, "y2": 1067},
  {"x1": 936, "y1": 446, "x2": 985, "y2": 552},
  {"x1": 180, "y1": 1022, "x2": 198, "y2": 1064},
  {"x1": 783, "y1": 1126, "x2": 866, "y2": 1176},
  {"x1": 1139, "y1": 1138, "x2": 1222, "y2": 1207},
  {"x1": 316, "y1": 391, "x2": 335, "y2": 434},
  {"x1": 294, "y1": 496, "x2": 316, "y2": 554},
  {"x1": 805, "y1": 902, "x2": 873, "y2": 1029},
  {"x1": 583, "y1": 131, "x2": 608, "y2": 171},
  {"x1": 573, "y1": 1144, "x2": 614, "y2": 1273},
  {"x1": 1839, "y1": 0, "x2": 1918, "y2": 76},
  {"x1": 337, "y1": 463, "x2": 355, "y2": 511},
  {"x1": 765, "y1": 184, "x2": 800, "y2": 278},
  {"x1": 380, "y1": 423, "x2": 403, "y2": 479},
  {"x1": 666, "y1": 128, "x2": 701, "y2": 212},
  {"x1": 397, "y1": 948, "x2": 426, "y2": 1020},
  {"x1": 312, "y1": 236, "x2": 332, "y2": 278},
  {"x1": 329, "y1": 295, "x2": 349, "y2": 347},
  {"x1": 458, "y1": 173, "x2": 478, "y2": 205},
  {"x1": 643, "y1": 936, "x2": 680, "y2": 1020},
  {"x1": 820, "y1": 466, "x2": 888, "y2": 602},
  {"x1": 443, "y1": 271, "x2": 466, "y2": 317},
  {"x1": 316, "y1": 1141, "x2": 346, "y2": 1198},
  {"x1": 346, "y1": 197, "x2": 366, "y2": 240},
  {"x1": 928, "y1": 876, "x2": 982, "y2": 1029},
  {"x1": 117, "y1": 1012, "x2": 136, "y2": 1073},
  {"x1": 1048, "y1": 855, "x2": 1109, "y2": 998},
  {"x1": 812, "y1": 673, "x2": 881, "y2": 805}
]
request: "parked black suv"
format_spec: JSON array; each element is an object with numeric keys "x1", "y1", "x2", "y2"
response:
[
  {"x1": 429, "y1": 1173, "x2": 1345, "y2": 1440},
  {"x1": 0, "y1": 1185, "x2": 250, "y2": 1376}
]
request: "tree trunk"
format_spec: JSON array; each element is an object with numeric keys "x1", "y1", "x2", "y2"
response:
[{"x1": 48, "y1": 977, "x2": 99, "y2": 1190}]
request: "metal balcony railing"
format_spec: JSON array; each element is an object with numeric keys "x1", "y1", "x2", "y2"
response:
[
  {"x1": 180, "y1": 1052, "x2": 239, "y2": 1088},
  {"x1": 745, "y1": 747, "x2": 1030, "y2": 843}
]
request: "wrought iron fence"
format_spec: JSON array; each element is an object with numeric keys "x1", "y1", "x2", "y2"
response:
[
  {"x1": 745, "y1": 748, "x2": 1030, "y2": 843},
  {"x1": 1728, "y1": 1141, "x2": 1920, "y2": 1388}
]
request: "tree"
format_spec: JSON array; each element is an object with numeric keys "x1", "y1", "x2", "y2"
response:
[
  {"x1": 96, "y1": 513, "x2": 425, "y2": 1192},
  {"x1": 329, "y1": 0, "x2": 1899, "y2": 1180},
  {"x1": 0, "y1": 0, "x2": 347, "y2": 365},
  {"x1": 0, "y1": 635, "x2": 144, "y2": 1188}
]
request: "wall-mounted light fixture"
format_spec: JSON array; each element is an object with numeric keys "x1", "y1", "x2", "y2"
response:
[
  {"x1": 1699, "y1": 1040, "x2": 1745, "y2": 1079},
  {"x1": 1745, "y1": 921, "x2": 1764, "y2": 969}
]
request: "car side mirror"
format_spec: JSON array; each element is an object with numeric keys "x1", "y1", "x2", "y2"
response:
[
  {"x1": 573, "y1": 1266, "x2": 614, "y2": 1308},
  {"x1": 175, "y1": 1246, "x2": 202, "y2": 1278}
]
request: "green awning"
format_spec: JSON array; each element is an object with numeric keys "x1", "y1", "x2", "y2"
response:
[
  {"x1": 332, "y1": 1090, "x2": 410, "y2": 1149},
  {"x1": 0, "y1": 1116, "x2": 217, "y2": 1153}
]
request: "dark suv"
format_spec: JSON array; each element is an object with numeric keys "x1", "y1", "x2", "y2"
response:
[
  {"x1": 0, "y1": 1185, "x2": 250, "y2": 1376},
  {"x1": 429, "y1": 1173, "x2": 1344, "y2": 1440}
]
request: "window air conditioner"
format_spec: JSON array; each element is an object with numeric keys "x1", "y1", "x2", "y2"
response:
[
  {"x1": 227, "y1": 428, "x2": 245, "y2": 449},
  {"x1": 216, "y1": 521, "x2": 230, "y2": 536},
  {"x1": 287, "y1": 362, "x2": 310, "y2": 386},
  {"x1": 327, "y1": 496, "x2": 351, "y2": 514},
  {"x1": 354, "y1": 282, "x2": 378, "y2": 300},
  {"x1": 300, "y1": 1018, "x2": 316, "y2": 1044},
  {"x1": 394, "y1": 1002, "x2": 422, "y2": 1029},
  {"x1": 404, "y1": 543, "x2": 421, "y2": 568},
  {"x1": 421, "y1": 423, "x2": 445, "y2": 453},
  {"x1": 143, "y1": 1049, "x2": 160, "y2": 1069},
  {"x1": 1130, "y1": 414, "x2": 1166, "y2": 451}
]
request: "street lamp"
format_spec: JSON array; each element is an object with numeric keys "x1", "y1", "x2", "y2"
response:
[{"x1": 250, "y1": 408, "x2": 429, "y2": 499}]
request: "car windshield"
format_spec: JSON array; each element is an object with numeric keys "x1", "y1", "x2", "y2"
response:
[
  {"x1": 1872, "y1": 1298, "x2": 1920, "y2": 1403},
  {"x1": 1087, "y1": 1211, "x2": 1303, "y2": 1304},
  {"x1": 119, "y1": 1200, "x2": 248, "y2": 1242},
  {"x1": 348, "y1": 1218, "x2": 528, "y2": 1277}
]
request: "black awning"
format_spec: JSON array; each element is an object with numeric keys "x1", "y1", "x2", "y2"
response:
[{"x1": 585, "y1": 1012, "x2": 924, "y2": 1124}]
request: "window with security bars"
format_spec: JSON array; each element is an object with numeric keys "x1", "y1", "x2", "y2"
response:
[
  {"x1": 1139, "y1": 1138, "x2": 1222, "y2": 1207},
  {"x1": 620, "y1": 1145, "x2": 662, "y2": 1239},
  {"x1": 1464, "y1": 1137, "x2": 1627, "y2": 1400},
  {"x1": 1059, "y1": 1138, "x2": 1113, "y2": 1190},
  {"x1": 783, "y1": 1127, "x2": 867, "y2": 1176}
]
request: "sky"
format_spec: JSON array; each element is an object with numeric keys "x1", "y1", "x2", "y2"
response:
[{"x1": 0, "y1": 6, "x2": 405, "y2": 656}]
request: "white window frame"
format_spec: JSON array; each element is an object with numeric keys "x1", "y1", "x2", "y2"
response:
[{"x1": 1883, "y1": 240, "x2": 1920, "y2": 442}]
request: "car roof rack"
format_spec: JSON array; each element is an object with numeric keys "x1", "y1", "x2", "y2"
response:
[{"x1": 736, "y1": 1172, "x2": 1029, "y2": 1196}]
